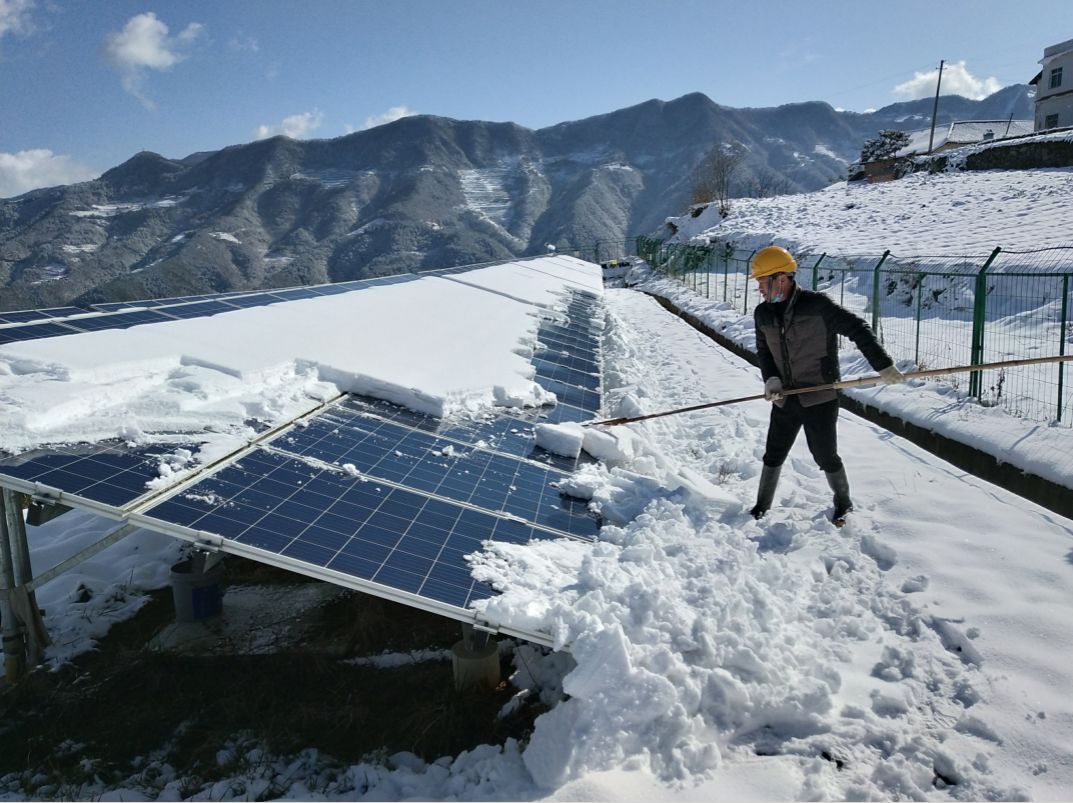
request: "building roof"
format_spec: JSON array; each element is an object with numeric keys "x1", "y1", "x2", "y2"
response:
[
  {"x1": 1041, "y1": 37, "x2": 1073, "y2": 65},
  {"x1": 894, "y1": 120, "x2": 1034, "y2": 157}
]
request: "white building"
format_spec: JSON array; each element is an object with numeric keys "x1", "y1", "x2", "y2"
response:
[{"x1": 1031, "y1": 37, "x2": 1073, "y2": 130}]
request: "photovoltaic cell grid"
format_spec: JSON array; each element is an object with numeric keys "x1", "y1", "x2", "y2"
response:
[
  {"x1": 337, "y1": 396, "x2": 584, "y2": 472},
  {"x1": 0, "y1": 306, "x2": 87, "y2": 324},
  {"x1": 531, "y1": 290, "x2": 602, "y2": 419},
  {"x1": 265, "y1": 405, "x2": 598, "y2": 539},
  {"x1": 138, "y1": 448, "x2": 550, "y2": 608},
  {"x1": 0, "y1": 440, "x2": 193, "y2": 508},
  {"x1": 0, "y1": 275, "x2": 418, "y2": 345}
]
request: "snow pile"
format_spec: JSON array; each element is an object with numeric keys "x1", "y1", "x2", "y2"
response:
[
  {"x1": 465, "y1": 289, "x2": 1066, "y2": 799},
  {"x1": 438, "y1": 169, "x2": 1073, "y2": 797},
  {"x1": 535, "y1": 421, "x2": 585, "y2": 458},
  {"x1": 535, "y1": 421, "x2": 641, "y2": 463}
]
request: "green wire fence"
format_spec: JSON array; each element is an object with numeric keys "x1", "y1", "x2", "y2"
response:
[{"x1": 634, "y1": 236, "x2": 1073, "y2": 427}]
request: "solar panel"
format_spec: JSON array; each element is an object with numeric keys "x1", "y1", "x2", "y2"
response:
[
  {"x1": 88, "y1": 276, "x2": 420, "y2": 318},
  {"x1": 264, "y1": 288, "x2": 322, "y2": 302},
  {"x1": 0, "y1": 321, "x2": 81, "y2": 344},
  {"x1": 0, "y1": 440, "x2": 189, "y2": 509},
  {"x1": 266, "y1": 407, "x2": 598, "y2": 539},
  {"x1": 338, "y1": 396, "x2": 583, "y2": 471},
  {"x1": 137, "y1": 448, "x2": 543, "y2": 608},
  {"x1": 0, "y1": 271, "x2": 605, "y2": 640},
  {"x1": 0, "y1": 306, "x2": 88, "y2": 324},
  {"x1": 60, "y1": 309, "x2": 177, "y2": 332}
]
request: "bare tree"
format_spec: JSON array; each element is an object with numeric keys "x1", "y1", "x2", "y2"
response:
[
  {"x1": 690, "y1": 141, "x2": 747, "y2": 217},
  {"x1": 744, "y1": 166, "x2": 793, "y2": 198}
]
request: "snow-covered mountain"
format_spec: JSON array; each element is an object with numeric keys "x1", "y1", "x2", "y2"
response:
[{"x1": 0, "y1": 88, "x2": 1033, "y2": 312}]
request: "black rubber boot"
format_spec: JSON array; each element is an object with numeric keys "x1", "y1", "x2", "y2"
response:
[
  {"x1": 749, "y1": 465, "x2": 781, "y2": 520},
  {"x1": 826, "y1": 467, "x2": 853, "y2": 525}
]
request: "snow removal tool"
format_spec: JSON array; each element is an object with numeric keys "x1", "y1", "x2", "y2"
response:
[{"x1": 585, "y1": 354, "x2": 1073, "y2": 427}]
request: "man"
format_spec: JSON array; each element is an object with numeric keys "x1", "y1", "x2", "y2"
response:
[{"x1": 750, "y1": 245, "x2": 904, "y2": 525}]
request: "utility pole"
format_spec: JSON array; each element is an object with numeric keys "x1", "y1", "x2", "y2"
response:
[{"x1": 927, "y1": 60, "x2": 945, "y2": 154}]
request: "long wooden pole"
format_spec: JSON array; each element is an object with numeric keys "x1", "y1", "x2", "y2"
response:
[{"x1": 585, "y1": 354, "x2": 1073, "y2": 427}]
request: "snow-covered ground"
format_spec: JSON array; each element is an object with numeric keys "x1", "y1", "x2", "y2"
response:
[
  {"x1": 3, "y1": 170, "x2": 1073, "y2": 800},
  {"x1": 670, "y1": 165, "x2": 1073, "y2": 257}
]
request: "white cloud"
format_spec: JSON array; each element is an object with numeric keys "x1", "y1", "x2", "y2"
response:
[
  {"x1": 103, "y1": 12, "x2": 203, "y2": 109},
  {"x1": 228, "y1": 34, "x2": 259, "y2": 52},
  {"x1": 0, "y1": 0, "x2": 34, "y2": 41},
  {"x1": 893, "y1": 61, "x2": 1002, "y2": 101},
  {"x1": 253, "y1": 110, "x2": 324, "y2": 140},
  {"x1": 0, "y1": 149, "x2": 97, "y2": 198},
  {"x1": 363, "y1": 105, "x2": 417, "y2": 130}
]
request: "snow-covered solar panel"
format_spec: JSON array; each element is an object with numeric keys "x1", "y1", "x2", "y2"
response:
[
  {"x1": 0, "y1": 268, "x2": 604, "y2": 641},
  {"x1": 60, "y1": 309, "x2": 177, "y2": 332}
]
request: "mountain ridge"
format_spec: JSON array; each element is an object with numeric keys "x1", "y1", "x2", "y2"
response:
[{"x1": 0, "y1": 87, "x2": 1033, "y2": 311}]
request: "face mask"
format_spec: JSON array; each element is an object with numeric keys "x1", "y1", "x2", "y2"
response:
[{"x1": 771, "y1": 290, "x2": 785, "y2": 303}]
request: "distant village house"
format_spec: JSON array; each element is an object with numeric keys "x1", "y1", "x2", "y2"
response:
[
  {"x1": 1030, "y1": 36, "x2": 1073, "y2": 131},
  {"x1": 860, "y1": 120, "x2": 1033, "y2": 182}
]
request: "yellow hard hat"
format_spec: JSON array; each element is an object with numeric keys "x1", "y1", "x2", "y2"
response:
[{"x1": 751, "y1": 246, "x2": 797, "y2": 279}]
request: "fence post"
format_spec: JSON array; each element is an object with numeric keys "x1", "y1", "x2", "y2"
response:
[
  {"x1": 871, "y1": 250, "x2": 890, "y2": 335},
  {"x1": 810, "y1": 253, "x2": 826, "y2": 291},
  {"x1": 1059, "y1": 273, "x2": 1069, "y2": 422},
  {"x1": 914, "y1": 275, "x2": 924, "y2": 365},
  {"x1": 705, "y1": 249, "x2": 712, "y2": 299},
  {"x1": 969, "y1": 247, "x2": 1003, "y2": 399},
  {"x1": 744, "y1": 249, "x2": 757, "y2": 315}
]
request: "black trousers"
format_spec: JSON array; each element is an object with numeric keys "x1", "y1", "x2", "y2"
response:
[{"x1": 762, "y1": 397, "x2": 843, "y2": 473}]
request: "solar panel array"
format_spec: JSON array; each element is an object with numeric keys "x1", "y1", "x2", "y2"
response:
[
  {"x1": 133, "y1": 287, "x2": 603, "y2": 618},
  {"x1": 0, "y1": 277, "x2": 604, "y2": 639},
  {"x1": 0, "y1": 306, "x2": 87, "y2": 324},
  {"x1": 0, "y1": 275, "x2": 417, "y2": 346},
  {"x1": 531, "y1": 291, "x2": 602, "y2": 421}
]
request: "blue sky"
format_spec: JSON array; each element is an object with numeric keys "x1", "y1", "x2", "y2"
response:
[{"x1": 1, "y1": 0, "x2": 1071, "y2": 197}]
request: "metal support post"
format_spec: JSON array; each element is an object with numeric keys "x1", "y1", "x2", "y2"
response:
[
  {"x1": 744, "y1": 250, "x2": 757, "y2": 315},
  {"x1": 2, "y1": 489, "x2": 49, "y2": 667},
  {"x1": 969, "y1": 247, "x2": 1003, "y2": 398},
  {"x1": 871, "y1": 250, "x2": 891, "y2": 336},
  {"x1": 915, "y1": 275, "x2": 925, "y2": 365},
  {"x1": 1059, "y1": 274, "x2": 1069, "y2": 422},
  {"x1": 0, "y1": 492, "x2": 27, "y2": 681},
  {"x1": 810, "y1": 253, "x2": 826, "y2": 292},
  {"x1": 4, "y1": 490, "x2": 34, "y2": 588},
  {"x1": 451, "y1": 622, "x2": 499, "y2": 691}
]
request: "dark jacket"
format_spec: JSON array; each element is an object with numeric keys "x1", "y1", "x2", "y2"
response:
[{"x1": 754, "y1": 284, "x2": 894, "y2": 406}]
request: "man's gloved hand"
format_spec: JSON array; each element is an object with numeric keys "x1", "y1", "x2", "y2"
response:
[
  {"x1": 764, "y1": 377, "x2": 785, "y2": 406},
  {"x1": 879, "y1": 365, "x2": 906, "y2": 385}
]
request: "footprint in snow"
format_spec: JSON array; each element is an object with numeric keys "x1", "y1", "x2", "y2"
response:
[
  {"x1": 901, "y1": 574, "x2": 929, "y2": 593},
  {"x1": 859, "y1": 532, "x2": 897, "y2": 570}
]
